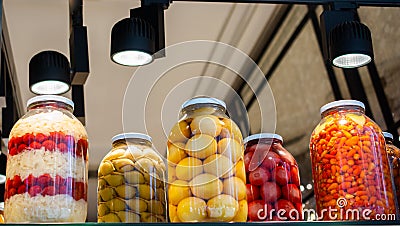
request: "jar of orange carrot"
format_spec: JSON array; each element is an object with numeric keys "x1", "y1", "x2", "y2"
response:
[{"x1": 310, "y1": 100, "x2": 396, "y2": 220}]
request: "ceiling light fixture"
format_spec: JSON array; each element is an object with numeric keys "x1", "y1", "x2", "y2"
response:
[
  {"x1": 110, "y1": 4, "x2": 167, "y2": 67},
  {"x1": 320, "y1": 8, "x2": 374, "y2": 69},
  {"x1": 330, "y1": 21, "x2": 373, "y2": 68},
  {"x1": 29, "y1": 51, "x2": 71, "y2": 95}
]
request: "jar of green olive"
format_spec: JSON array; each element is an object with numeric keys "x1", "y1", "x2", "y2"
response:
[{"x1": 97, "y1": 133, "x2": 167, "y2": 222}]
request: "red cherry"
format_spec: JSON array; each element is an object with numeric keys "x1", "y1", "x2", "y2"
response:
[
  {"x1": 59, "y1": 186, "x2": 67, "y2": 194},
  {"x1": 42, "y1": 140, "x2": 56, "y2": 151},
  {"x1": 290, "y1": 166, "x2": 300, "y2": 186},
  {"x1": 274, "y1": 166, "x2": 290, "y2": 186},
  {"x1": 22, "y1": 133, "x2": 35, "y2": 145},
  {"x1": 24, "y1": 174, "x2": 37, "y2": 187},
  {"x1": 282, "y1": 184, "x2": 302, "y2": 204},
  {"x1": 28, "y1": 185, "x2": 42, "y2": 197},
  {"x1": 249, "y1": 167, "x2": 270, "y2": 186},
  {"x1": 260, "y1": 182, "x2": 281, "y2": 203},
  {"x1": 6, "y1": 179, "x2": 13, "y2": 191},
  {"x1": 65, "y1": 135, "x2": 76, "y2": 152},
  {"x1": 12, "y1": 175, "x2": 22, "y2": 188},
  {"x1": 244, "y1": 152, "x2": 254, "y2": 172},
  {"x1": 17, "y1": 185, "x2": 27, "y2": 194},
  {"x1": 54, "y1": 175, "x2": 65, "y2": 187},
  {"x1": 49, "y1": 131, "x2": 66, "y2": 143},
  {"x1": 35, "y1": 133, "x2": 47, "y2": 143},
  {"x1": 17, "y1": 144, "x2": 28, "y2": 153},
  {"x1": 275, "y1": 199, "x2": 298, "y2": 220},
  {"x1": 8, "y1": 188, "x2": 17, "y2": 197},
  {"x1": 57, "y1": 143, "x2": 68, "y2": 153},
  {"x1": 246, "y1": 184, "x2": 260, "y2": 202},
  {"x1": 42, "y1": 186, "x2": 56, "y2": 196},
  {"x1": 248, "y1": 200, "x2": 272, "y2": 221},
  {"x1": 14, "y1": 136, "x2": 23, "y2": 147},
  {"x1": 77, "y1": 139, "x2": 89, "y2": 159},
  {"x1": 29, "y1": 141, "x2": 42, "y2": 149},
  {"x1": 8, "y1": 138, "x2": 15, "y2": 150},
  {"x1": 9, "y1": 147, "x2": 18, "y2": 156},
  {"x1": 37, "y1": 174, "x2": 52, "y2": 188},
  {"x1": 73, "y1": 182, "x2": 85, "y2": 201}
]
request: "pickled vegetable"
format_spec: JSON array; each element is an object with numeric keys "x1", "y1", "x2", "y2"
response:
[
  {"x1": 244, "y1": 133, "x2": 302, "y2": 221},
  {"x1": 98, "y1": 133, "x2": 166, "y2": 222},
  {"x1": 167, "y1": 97, "x2": 246, "y2": 222},
  {"x1": 310, "y1": 100, "x2": 396, "y2": 220}
]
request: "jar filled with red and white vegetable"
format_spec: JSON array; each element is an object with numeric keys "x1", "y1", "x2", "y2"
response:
[{"x1": 4, "y1": 95, "x2": 88, "y2": 223}]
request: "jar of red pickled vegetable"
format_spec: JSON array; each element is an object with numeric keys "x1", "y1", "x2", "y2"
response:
[
  {"x1": 310, "y1": 100, "x2": 396, "y2": 220},
  {"x1": 5, "y1": 95, "x2": 88, "y2": 222},
  {"x1": 167, "y1": 96, "x2": 247, "y2": 222},
  {"x1": 244, "y1": 133, "x2": 302, "y2": 221},
  {"x1": 382, "y1": 132, "x2": 400, "y2": 218}
]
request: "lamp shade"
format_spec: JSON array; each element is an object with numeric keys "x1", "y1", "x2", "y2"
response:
[
  {"x1": 329, "y1": 21, "x2": 374, "y2": 68},
  {"x1": 110, "y1": 17, "x2": 155, "y2": 66},
  {"x1": 29, "y1": 51, "x2": 71, "y2": 95}
]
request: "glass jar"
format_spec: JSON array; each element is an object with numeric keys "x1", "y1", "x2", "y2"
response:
[
  {"x1": 382, "y1": 132, "x2": 400, "y2": 218},
  {"x1": 310, "y1": 100, "x2": 396, "y2": 220},
  {"x1": 97, "y1": 133, "x2": 167, "y2": 223},
  {"x1": 167, "y1": 97, "x2": 246, "y2": 222},
  {"x1": 244, "y1": 133, "x2": 302, "y2": 221},
  {"x1": 5, "y1": 95, "x2": 89, "y2": 222}
]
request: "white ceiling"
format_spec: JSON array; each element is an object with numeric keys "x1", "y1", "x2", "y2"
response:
[{"x1": 3, "y1": 0, "x2": 276, "y2": 170}]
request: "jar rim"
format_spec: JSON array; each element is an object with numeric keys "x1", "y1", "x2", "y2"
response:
[
  {"x1": 111, "y1": 132, "x2": 152, "y2": 143},
  {"x1": 383, "y1": 132, "x2": 393, "y2": 140},
  {"x1": 27, "y1": 95, "x2": 74, "y2": 109},
  {"x1": 244, "y1": 133, "x2": 283, "y2": 143},
  {"x1": 181, "y1": 96, "x2": 226, "y2": 110},
  {"x1": 320, "y1": 100, "x2": 365, "y2": 115}
]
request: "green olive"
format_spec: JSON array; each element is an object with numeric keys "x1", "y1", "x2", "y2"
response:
[
  {"x1": 104, "y1": 174, "x2": 125, "y2": 187},
  {"x1": 116, "y1": 211, "x2": 140, "y2": 222},
  {"x1": 148, "y1": 200, "x2": 165, "y2": 215},
  {"x1": 106, "y1": 198, "x2": 127, "y2": 212},
  {"x1": 98, "y1": 178, "x2": 107, "y2": 190},
  {"x1": 101, "y1": 213, "x2": 121, "y2": 222},
  {"x1": 125, "y1": 170, "x2": 145, "y2": 184},
  {"x1": 156, "y1": 188, "x2": 166, "y2": 204},
  {"x1": 115, "y1": 185, "x2": 136, "y2": 199},
  {"x1": 126, "y1": 198, "x2": 148, "y2": 212},
  {"x1": 98, "y1": 203, "x2": 110, "y2": 217},
  {"x1": 99, "y1": 161, "x2": 115, "y2": 176},
  {"x1": 137, "y1": 184, "x2": 154, "y2": 200},
  {"x1": 99, "y1": 187, "x2": 115, "y2": 201},
  {"x1": 135, "y1": 158, "x2": 155, "y2": 174},
  {"x1": 113, "y1": 158, "x2": 135, "y2": 172}
]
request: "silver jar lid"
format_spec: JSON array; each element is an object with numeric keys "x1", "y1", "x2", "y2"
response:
[
  {"x1": 27, "y1": 95, "x2": 74, "y2": 109},
  {"x1": 181, "y1": 96, "x2": 226, "y2": 110},
  {"x1": 320, "y1": 100, "x2": 365, "y2": 115},
  {"x1": 244, "y1": 133, "x2": 283, "y2": 144},
  {"x1": 111, "y1": 132, "x2": 152, "y2": 143}
]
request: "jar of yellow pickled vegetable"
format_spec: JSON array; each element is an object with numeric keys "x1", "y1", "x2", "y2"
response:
[{"x1": 167, "y1": 96, "x2": 247, "y2": 222}]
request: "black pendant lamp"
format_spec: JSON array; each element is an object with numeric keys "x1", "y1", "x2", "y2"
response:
[
  {"x1": 110, "y1": 17, "x2": 155, "y2": 66},
  {"x1": 329, "y1": 21, "x2": 374, "y2": 68},
  {"x1": 29, "y1": 51, "x2": 71, "y2": 95}
]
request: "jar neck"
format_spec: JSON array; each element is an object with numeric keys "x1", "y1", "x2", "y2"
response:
[
  {"x1": 246, "y1": 138, "x2": 283, "y2": 146},
  {"x1": 112, "y1": 138, "x2": 152, "y2": 148},
  {"x1": 27, "y1": 101, "x2": 73, "y2": 113},
  {"x1": 179, "y1": 103, "x2": 226, "y2": 118},
  {"x1": 321, "y1": 105, "x2": 365, "y2": 118}
]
